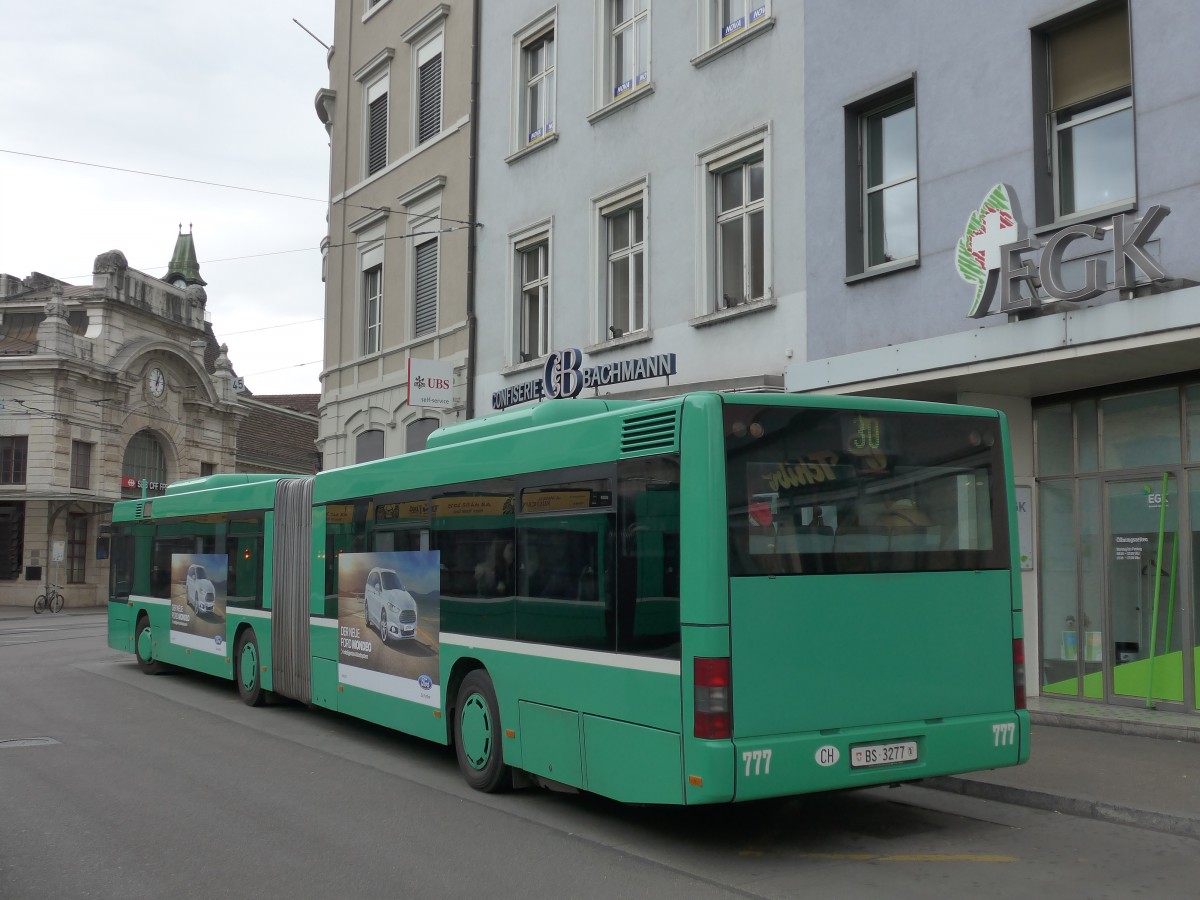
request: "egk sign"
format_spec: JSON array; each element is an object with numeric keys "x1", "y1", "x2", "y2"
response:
[{"x1": 957, "y1": 184, "x2": 1172, "y2": 318}]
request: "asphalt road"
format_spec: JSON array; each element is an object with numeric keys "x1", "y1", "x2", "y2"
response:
[{"x1": 2, "y1": 612, "x2": 1197, "y2": 899}]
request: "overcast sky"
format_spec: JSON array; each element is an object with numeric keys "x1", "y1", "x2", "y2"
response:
[{"x1": 0, "y1": 1, "x2": 333, "y2": 395}]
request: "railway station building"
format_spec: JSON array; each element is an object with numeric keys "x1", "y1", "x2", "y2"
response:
[{"x1": 0, "y1": 234, "x2": 318, "y2": 607}]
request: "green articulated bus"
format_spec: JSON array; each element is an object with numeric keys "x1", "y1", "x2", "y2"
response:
[{"x1": 108, "y1": 392, "x2": 1029, "y2": 804}]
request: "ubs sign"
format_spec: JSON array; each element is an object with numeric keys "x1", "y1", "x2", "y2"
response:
[{"x1": 957, "y1": 184, "x2": 1172, "y2": 318}]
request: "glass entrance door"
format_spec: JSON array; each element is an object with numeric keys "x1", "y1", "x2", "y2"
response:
[{"x1": 1105, "y1": 476, "x2": 1186, "y2": 706}]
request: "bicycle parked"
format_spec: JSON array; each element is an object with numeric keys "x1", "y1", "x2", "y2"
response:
[{"x1": 34, "y1": 584, "x2": 65, "y2": 614}]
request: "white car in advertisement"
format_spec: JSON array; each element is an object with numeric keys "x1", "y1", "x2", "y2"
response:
[
  {"x1": 364, "y1": 567, "x2": 418, "y2": 644},
  {"x1": 186, "y1": 564, "x2": 216, "y2": 614}
]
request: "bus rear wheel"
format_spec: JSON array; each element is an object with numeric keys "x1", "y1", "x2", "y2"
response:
[
  {"x1": 235, "y1": 629, "x2": 266, "y2": 707},
  {"x1": 454, "y1": 670, "x2": 511, "y2": 793},
  {"x1": 134, "y1": 615, "x2": 164, "y2": 675}
]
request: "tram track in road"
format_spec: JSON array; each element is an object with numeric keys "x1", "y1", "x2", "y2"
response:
[{"x1": 0, "y1": 620, "x2": 108, "y2": 647}]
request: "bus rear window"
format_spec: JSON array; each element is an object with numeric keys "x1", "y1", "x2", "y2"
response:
[{"x1": 725, "y1": 405, "x2": 1010, "y2": 575}]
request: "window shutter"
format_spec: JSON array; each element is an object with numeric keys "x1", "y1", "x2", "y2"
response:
[
  {"x1": 414, "y1": 239, "x2": 438, "y2": 336},
  {"x1": 417, "y1": 53, "x2": 442, "y2": 144},
  {"x1": 367, "y1": 92, "x2": 388, "y2": 174},
  {"x1": 1049, "y1": 5, "x2": 1131, "y2": 111}
]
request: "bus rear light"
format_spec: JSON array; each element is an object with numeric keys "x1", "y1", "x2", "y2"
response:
[
  {"x1": 1013, "y1": 638, "x2": 1026, "y2": 710},
  {"x1": 694, "y1": 657, "x2": 732, "y2": 740}
]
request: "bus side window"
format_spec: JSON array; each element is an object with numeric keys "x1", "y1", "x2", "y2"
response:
[{"x1": 616, "y1": 457, "x2": 681, "y2": 658}]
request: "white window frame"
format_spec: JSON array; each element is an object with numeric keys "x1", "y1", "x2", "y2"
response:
[
  {"x1": 694, "y1": 125, "x2": 772, "y2": 321},
  {"x1": 404, "y1": 6, "x2": 449, "y2": 147},
  {"x1": 510, "y1": 10, "x2": 558, "y2": 157},
  {"x1": 507, "y1": 220, "x2": 553, "y2": 366},
  {"x1": 354, "y1": 49, "x2": 395, "y2": 179},
  {"x1": 363, "y1": 0, "x2": 390, "y2": 21},
  {"x1": 590, "y1": 178, "x2": 649, "y2": 346},
  {"x1": 594, "y1": 1, "x2": 652, "y2": 111},
  {"x1": 694, "y1": 0, "x2": 773, "y2": 63},
  {"x1": 861, "y1": 94, "x2": 919, "y2": 271},
  {"x1": 1050, "y1": 91, "x2": 1133, "y2": 223},
  {"x1": 357, "y1": 222, "x2": 387, "y2": 356}
]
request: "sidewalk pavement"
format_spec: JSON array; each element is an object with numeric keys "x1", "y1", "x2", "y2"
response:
[
  {"x1": 4, "y1": 604, "x2": 1198, "y2": 838},
  {"x1": 924, "y1": 697, "x2": 1200, "y2": 840}
]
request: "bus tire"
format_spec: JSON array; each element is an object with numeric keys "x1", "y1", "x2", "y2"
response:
[
  {"x1": 454, "y1": 670, "x2": 511, "y2": 793},
  {"x1": 235, "y1": 629, "x2": 266, "y2": 707},
  {"x1": 134, "y1": 615, "x2": 164, "y2": 675}
]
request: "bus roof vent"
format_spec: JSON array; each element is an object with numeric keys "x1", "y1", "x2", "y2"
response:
[
  {"x1": 621, "y1": 408, "x2": 679, "y2": 455},
  {"x1": 134, "y1": 501, "x2": 146, "y2": 519}
]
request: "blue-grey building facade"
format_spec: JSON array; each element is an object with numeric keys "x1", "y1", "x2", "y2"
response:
[{"x1": 789, "y1": 0, "x2": 1200, "y2": 714}]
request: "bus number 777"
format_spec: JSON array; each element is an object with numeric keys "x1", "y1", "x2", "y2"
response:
[{"x1": 742, "y1": 749, "x2": 773, "y2": 776}]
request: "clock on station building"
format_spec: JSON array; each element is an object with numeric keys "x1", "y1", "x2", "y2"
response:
[{"x1": 146, "y1": 366, "x2": 166, "y2": 399}]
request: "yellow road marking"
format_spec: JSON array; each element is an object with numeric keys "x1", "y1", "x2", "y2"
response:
[{"x1": 783, "y1": 853, "x2": 1018, "y2": 863}]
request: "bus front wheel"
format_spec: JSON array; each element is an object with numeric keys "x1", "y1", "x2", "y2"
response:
[
  {"x1": 454, "y1": 670, "x2": 511, "y2": 793},
  {"x1": 134, "y1": 616, "x2": 164, "y2": 675},
  {"x1": 235, "y1": 629, "x2": 266, "y2": 707}
]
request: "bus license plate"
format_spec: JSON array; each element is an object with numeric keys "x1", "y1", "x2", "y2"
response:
[{"x1": 850, "y1": 741, "x2": 918, "y2": 768}]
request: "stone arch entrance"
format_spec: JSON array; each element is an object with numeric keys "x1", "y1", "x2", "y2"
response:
[{"x1": 122, "y1": 430, "x2": 172, "y2": 497}]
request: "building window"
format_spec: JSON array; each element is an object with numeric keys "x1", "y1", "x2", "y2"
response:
[
  {"x1": 518, "y1": 235, "x2": 551, "y2": 361},
  {"x1": 845, "y1": 80, "x2": 918, "y2": 276},
  {"x1": 605, "y1": 202, "x2": 645, "y2": 337},
  {"x1": 363, "y1": 263, "x2": 383, "y2": 354},
  {"x1": 863, "y1": 97, "x2": 918, "y2": 268},
  {"x1": 0, "y1": 437, "x2": 28, "y2": 485},
  {"x1": 698, "y1": 0, "x2": 771, "y2": 53},
  {"x1": 67, "y1": 514, "x2": 86, "y2": 584},
  {"x1": 697, "y1": 128, "x2": 771, "y2": 317},
  {"x1": 415, "y1": 32, "x2": 443, "y2": 145},
  {"x1": 0, "y1": 502, "x2": 23, "y2": 580},
  {"x1": 519, "y1": 21, "x2": 556, "y2": 149},
  {"x1": 1034, "y1": 2, "x2": 1133, "y2": 223},
  {"x1": 70, "y1": 441, "x2": 92, "y2": 490},
  {"x1": 365, "y1": 73, "x2": 389, "y2": 176},
  {"x1": 414, "y1": 237, "x2": 438, "y2": 337},
  {"x1": 356, "y1": 429, "x2": 385, "y2": 463},
  {"x1": 201, "y1": 462, "x2": 216, "y2": 477},
  {"x1": 717, "y1": 158, "x2": 765, "y2": 308},
  {"x1": 122, "y1": 430, "x2": 168, "y2": 498},
  {"x1": 607, "y1": 1, "x2": 650, "y2": 102}
]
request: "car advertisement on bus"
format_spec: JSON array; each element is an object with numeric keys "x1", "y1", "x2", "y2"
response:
[
  {"x1": 169, "y1": 553, "x2": 228, "y2": 655},
  {"x1": 337, "y1": 550, "x2": 441, "y2": 707}
]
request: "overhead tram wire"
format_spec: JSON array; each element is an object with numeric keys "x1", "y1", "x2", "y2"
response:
[
  {"x1": 0, "y1": 148, "x2": 481, "y2": 227},
  {"x1": 47, "y1": 224, "x2": 472, "y2": 282},
  {"x1": 2, "y1": 366, "x2": 323, "y2": 443}
]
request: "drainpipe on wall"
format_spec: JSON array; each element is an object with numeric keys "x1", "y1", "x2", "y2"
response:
[{"x1": 464, "y1": 0, "x2": 481, "y2": 422}]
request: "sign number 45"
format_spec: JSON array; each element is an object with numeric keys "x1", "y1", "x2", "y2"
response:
[
  {"x1": 992, "y1": 723, "x2": 1016, "y2": 747},
  {"x1": 742, "y1": 749, "x2": 772, "y2": 776}
]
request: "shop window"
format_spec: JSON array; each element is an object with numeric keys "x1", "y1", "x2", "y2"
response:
[
  {"x1": 1100, "y1": 388, "x2": 1180, "y2": 469},
  {"x1": 0, "y1": 502, "x2": 24, "y2": 580}
]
